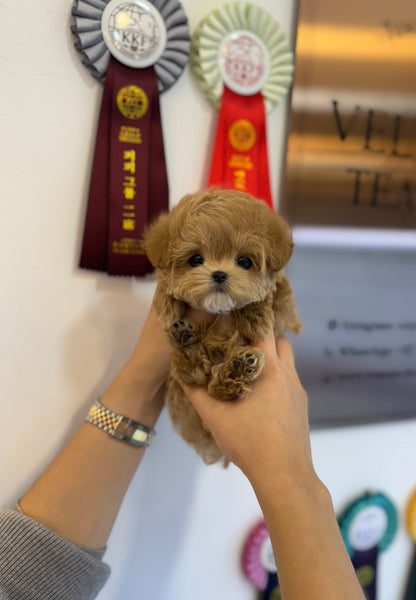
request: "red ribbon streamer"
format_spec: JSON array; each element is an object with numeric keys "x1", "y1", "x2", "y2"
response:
[
  {"x1": 208, "y1": 85, "x2": 273, "y2": 208},
  {"x1": 79, "y1": 57, "x2": 168, "y2": 276}
]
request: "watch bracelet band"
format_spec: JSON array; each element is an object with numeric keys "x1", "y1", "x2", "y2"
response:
[{"x1": 86, "y1": 399, "x2": 155, "y2": 448}]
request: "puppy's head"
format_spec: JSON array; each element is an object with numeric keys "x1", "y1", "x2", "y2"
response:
[{"x1": 143, "y1": 189, "x2": 293, "y2": 313}]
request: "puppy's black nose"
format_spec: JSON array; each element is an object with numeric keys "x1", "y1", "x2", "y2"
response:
[{"x1": 212, "y1": 270, "x2": 227, "y2": 283}]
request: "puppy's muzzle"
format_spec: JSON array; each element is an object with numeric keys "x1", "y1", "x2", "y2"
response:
[{"x1": 212, "y1": 271, "x2": 228, "y2": 284}]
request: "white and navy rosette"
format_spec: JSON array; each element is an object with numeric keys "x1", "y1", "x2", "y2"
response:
[{"x1": 71, "y1": 0, "x2": 190, "y2": 92}]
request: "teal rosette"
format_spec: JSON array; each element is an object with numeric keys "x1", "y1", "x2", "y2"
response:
[{"x1": 338, "y1": 491, "x2": 398, "y2": 557}]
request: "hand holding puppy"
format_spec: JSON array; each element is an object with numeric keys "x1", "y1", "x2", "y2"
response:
[
  {"x1": 143, "y1": 188, "x2": 301, "y2": 464},
  {"x1": 182, "y1": 333, "x2": 366, "y2": 600},
  {"x1": 181, "y1": 332, "x2": 313, "y2": 485}
]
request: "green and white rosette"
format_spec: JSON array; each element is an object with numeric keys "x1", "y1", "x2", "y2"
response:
[
  {"x1": 190, "y1": 2, "x2": 294, "y2": 113},
  {"x1": 338, "y1": 492, "x2": 397, "y2": 599},
  {"x1": 189, "y1": 2, "x2": 294, "y2": 208}
]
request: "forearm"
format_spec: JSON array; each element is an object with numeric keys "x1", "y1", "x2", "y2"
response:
[
  {"x1": 19, "y1": 304, "x2": 170, "y2": 550},
  {"x1": 19, "y1": 377, "x2": 164, "y2": 550},
  {"x1": 253, "y1": 474, "x2": 365, "y2": 600}
]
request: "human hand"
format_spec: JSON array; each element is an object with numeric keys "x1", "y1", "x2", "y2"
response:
[
  {"x1": 181, "y1": 332, "x2": 315, "y2": 488},
  {"x1": 101, "y1": 290, "x2": 172, "y2": 425},
  {"x1": 126, "y1": 299, "x2": 172, "y2": 392},
  {"x1": 102, "y1": 301, "x2": 216, "y2": 424}
]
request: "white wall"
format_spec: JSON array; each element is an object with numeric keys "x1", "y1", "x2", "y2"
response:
[{"x1": 1, "y1": 1, "x2": 416, "y2": 599}]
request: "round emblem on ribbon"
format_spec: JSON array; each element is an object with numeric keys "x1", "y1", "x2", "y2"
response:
[
  {"x1": 72, "y1": 0, "x2": 190, "y2": 91},
  {"x1": 101, "y1": 0, "x2": 167, "y2": 69},
  {"x1": 218, "y1": 30, "x2": 270, "y2": 97},
  {"x1": 229, "y1": 119, "x2": 257, "y2": 152},
  {"x1": 190, "y1": 3, "x2": 294, "y2": 209},
  {"x1": 71, "y1": 0, "x2": 190, "y2": 276},
  {"x1": 190, "y1": 2, "x2": 294, "y2": 112},
  {"x1": 116, "y1": 85, "x2": 149, "y2": 118}
]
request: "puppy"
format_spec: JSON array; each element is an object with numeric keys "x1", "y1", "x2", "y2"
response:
[{"x1": 143, "y1": 188, "x2": 301, "y2": 464}]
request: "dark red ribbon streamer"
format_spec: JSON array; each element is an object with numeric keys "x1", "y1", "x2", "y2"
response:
[
  {"x1": 208, "y1": 85, "x2": 273, "y2": 208},
  {"x1": 79, "y1": 56, "x2": 168, "y2": 276}
]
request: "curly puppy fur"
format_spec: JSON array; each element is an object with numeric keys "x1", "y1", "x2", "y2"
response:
[{"x1": 143, "y1": 188, "x2": 301, "y2": 464}]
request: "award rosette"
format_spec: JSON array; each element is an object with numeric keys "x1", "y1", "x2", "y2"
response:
[
  {"x1": 338, "y1": 492, "x2": 398, "y2": 600},
  {"x1": 190, "y1": 3, "x2": 294, "y2": 209},
  {"x1": 242, "y1": 519, "x2": 281, "y2": 599},
  {"x1": 404, "y1": 489, "x2": 416, "y2": 600},
  {"x1": 71, "y1": 0, "x2": 190, "y2": 276}
]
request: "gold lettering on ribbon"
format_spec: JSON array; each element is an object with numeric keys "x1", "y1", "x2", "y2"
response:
[
  {"x1": 111, "y1": 87, "x2": 149, "y2": 257},
  {"x1": 122, "y1": 149, "x2": 136, "y2": 232},
  {"x1": 119, "y1": 126, "x2": 142, "y2": 144},
  {"x1": 233, "y1": 169, "x2": 247, "y2": 191},
  {"x1": 228, "y1": 154, "x2": 254, "y2": 169},
  {"x1": 112, "y1": 238, "x2": 145, "y2": 255}
]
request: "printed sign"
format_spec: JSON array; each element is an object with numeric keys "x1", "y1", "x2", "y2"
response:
[{"x1": 283, "y1": 0, "x2": 416, "y2": 228}]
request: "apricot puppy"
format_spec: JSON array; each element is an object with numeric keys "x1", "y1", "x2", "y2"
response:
[{"x1": 143, "y1": 188, "x2": 301, "y2": 464}]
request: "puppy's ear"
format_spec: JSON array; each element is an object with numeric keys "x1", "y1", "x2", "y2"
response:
[
  {"x1": 266, "y1": 212, "x2": 294, "y2": 271},
  {"x1": 143, "y1": 213, "x2": 171, "y2": 268}
]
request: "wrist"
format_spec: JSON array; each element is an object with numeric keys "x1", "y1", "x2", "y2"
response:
[
  {"x1": 253, "y1": 468, "x2": 330, "y2": 523},
  {"x1": 100, "y1": 363, "x2": 165, "y2": 428}
]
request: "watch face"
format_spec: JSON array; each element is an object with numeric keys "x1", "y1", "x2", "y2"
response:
[
  {"x1": 218, "y1": 30, "x2": 270, "y2": 96},
  {"x1": 101, "y1": 0, "x2": 167, "y2": 69},
  {"x1": 132, "y1": 428, "x2": 149, "y2": 443}
]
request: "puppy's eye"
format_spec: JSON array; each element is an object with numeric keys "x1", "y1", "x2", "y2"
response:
[
  {"x1": 236, "y1": 256, "x2": 253, "y2": 270},
  {"x1": 188, "y1": 254, "x2": 204, "y2": 267}
]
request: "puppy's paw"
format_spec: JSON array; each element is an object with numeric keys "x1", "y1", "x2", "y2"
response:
[
  {"x1": 230, "y1": 349, "x2": 265, "y2": 380},
  {"x1": 170, "y1": 320, "x2": 197, "y2": 347},
  {"x1": 208, "y1": 347, "x2": 265, "y2": 401}
]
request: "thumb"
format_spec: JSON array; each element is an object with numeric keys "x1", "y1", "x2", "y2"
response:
[{"x1": 181, "y1": 383, "x2": 225, "y2": 426}]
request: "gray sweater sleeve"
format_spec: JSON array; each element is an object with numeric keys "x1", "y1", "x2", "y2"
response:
[{"x1": 0, "y1": 509, "x2": 110, "y2": 600}]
